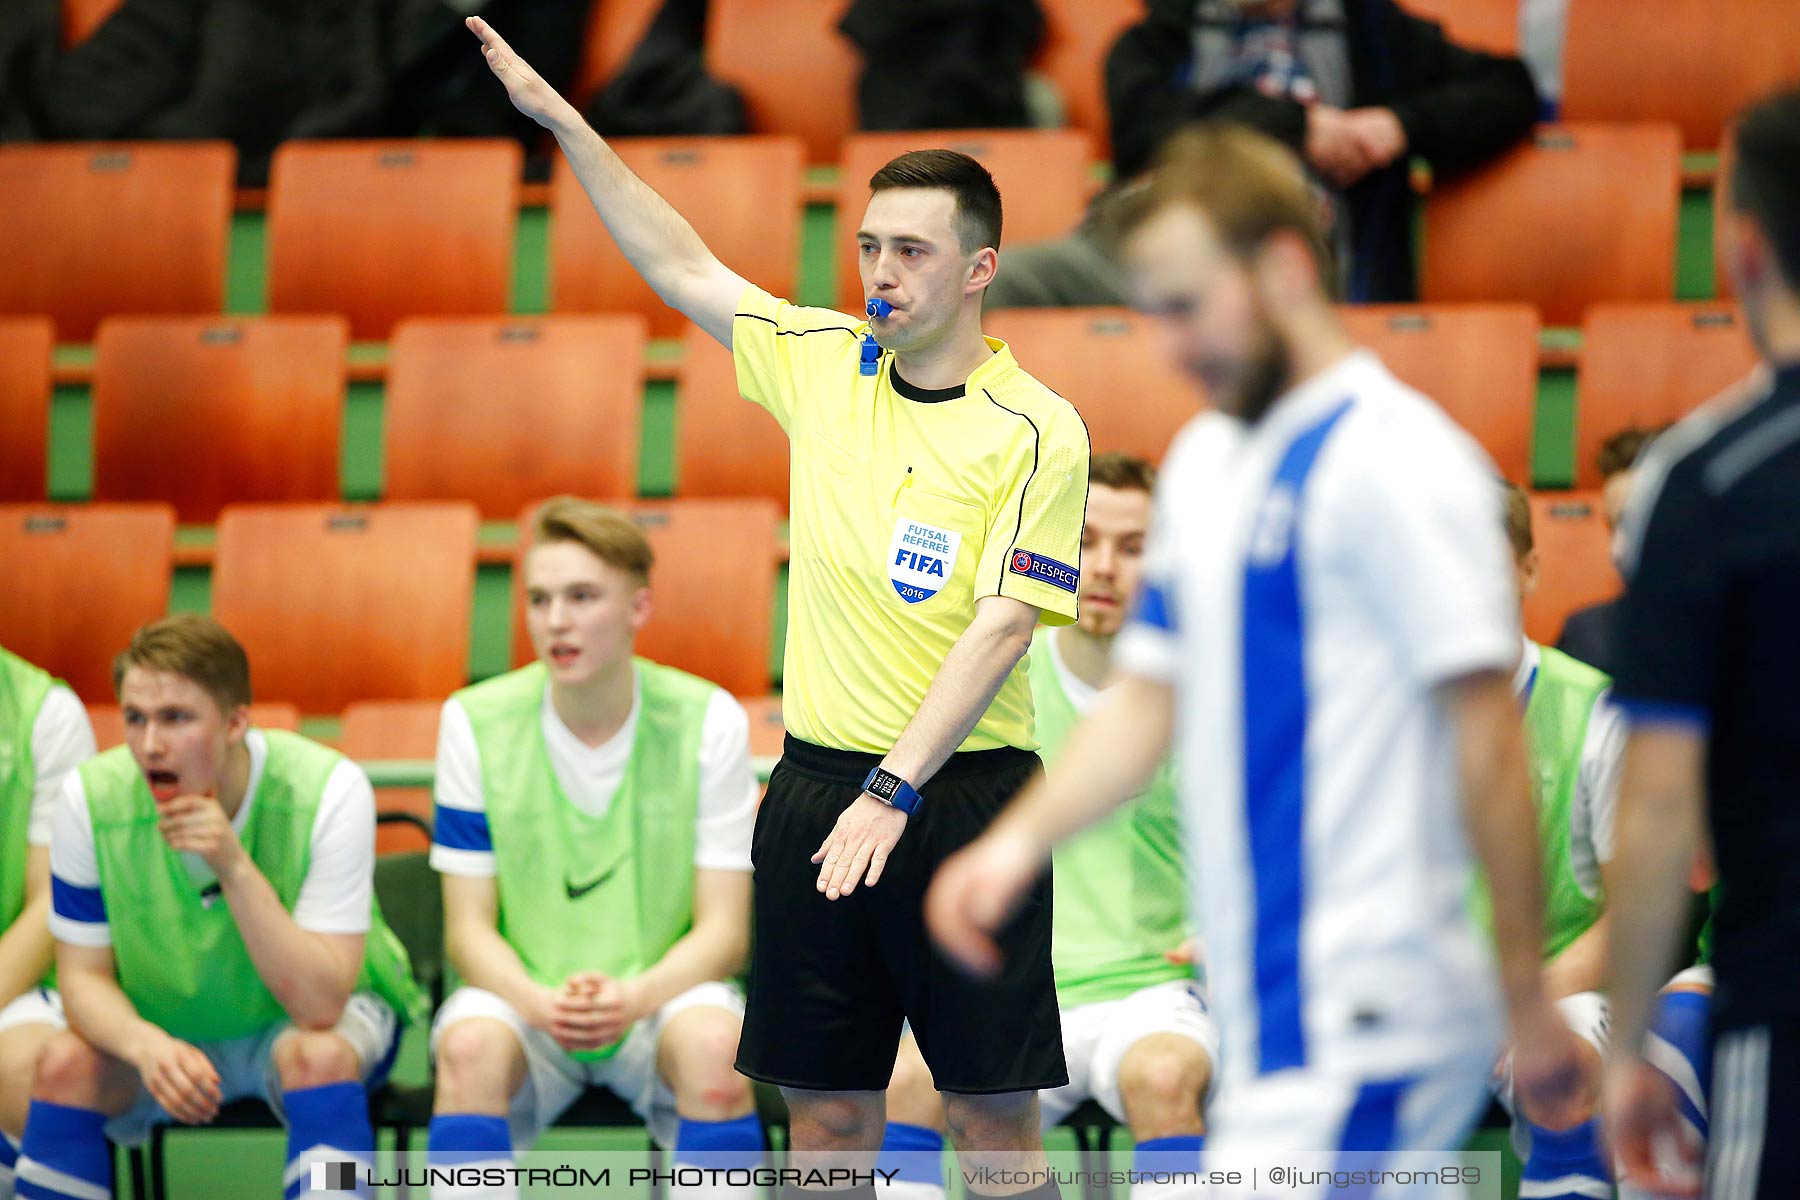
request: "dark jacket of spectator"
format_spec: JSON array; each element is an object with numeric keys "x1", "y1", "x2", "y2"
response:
[
  {"x1": 841, "y1": 0, "x2": 1044, "y2": 133},
  {"x1": 1105, "y1": 0, "x2": 1539, "y2": 300}
]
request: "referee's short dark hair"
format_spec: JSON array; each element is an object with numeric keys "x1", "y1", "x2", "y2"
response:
[
  {"x1": 1730, "y1": 86, "x2": 1800, "y2": 290},
  {"x1": 869, "y1": 150, "x2": 1003, "y2": 254}
]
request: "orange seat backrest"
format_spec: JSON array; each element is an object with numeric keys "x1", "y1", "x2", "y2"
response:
[
  {"x1": 63, "y1": 0, "x2": 124, "y2": 46},
  {"x1": 0, "y1": 319, "x2": 53, "y2": 502},
  {"x1": 1339, "y1": 304, "x2": 1541, "y2": 483},
  {"x1": 87, "y1": 702, "x2": 300, "y2": 751},
  {"x1": 267, "y1": 140, "x2": 521, "y2": 340},
  {"x1": 338, "y1": 699, "x2": 443, "y2": 856},
  {"x1": 1394, "y1": 0, "x2": 1518, "y2": 53},
  {"x1": 1574, "y1": 303, "x2": 1761, "y2": 489},
  {"x1": 1422, "y1": 124, "x2": 1680, "y2": 326},
  {"x1": 513, "y1": 498, "x2": 780, "y2": 697},
  {"x1": 1525, "y1": 491, "x2": 1619, "y2": 646},
  {"x1": 0, "y1": 504, "x2": 174, "y2": 704},
  {"x1": 835, "y1": 129, "x2": 1095, "y2": 311},
  {"x1": 552, "y1": 137, "x2": 804, "y2": 337},
  {"x1": 384, "y1": 316, "x2": 646, "y2": 517},
  {"x1": 673, "y1": 324, "x2": 790, "y2": 511},
  {"x1": 569, "y1": 0, "x2": 664, "y2": 107},
  {"x1": 1033, "y1": 0, "x2": 1140, "y2": 155},
  {"x1": 983, "y1": 308, "x2": 1202, "y2": 464},
  {"x1": 0, "y1": 143, "x2": 234, "y2": 340},
  {"x1": 212, "y1": 503, "x2": 479, "y2": 714},
  {"x1": 1563, "y1": 0, "x2": 1800, "y2": 150},
  {"x1": 707, "y1": 0, "x2": 860, "y2": 164},
  {"x1": 92, "y1": 316, "x2": 347, "y2": 522}
]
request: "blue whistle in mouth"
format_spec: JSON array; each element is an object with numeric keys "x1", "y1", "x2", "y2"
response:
[{"x1": 860, "y1": 297, "x2": 890, "y2": 376}]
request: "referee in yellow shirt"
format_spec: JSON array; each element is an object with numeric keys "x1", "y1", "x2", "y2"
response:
[{"x1": 471, "y1": 18, "x2": 1088, "y2": 1199}]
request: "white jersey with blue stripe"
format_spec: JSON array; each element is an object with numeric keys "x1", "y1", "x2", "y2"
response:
[{"x1": 1116, "y1": 349, "x2": 1517, "y2": 1088}]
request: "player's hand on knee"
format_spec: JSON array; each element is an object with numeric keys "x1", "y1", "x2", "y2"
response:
[
  {"x1": 812, "y1": 793, "x2": 907, "y2": 900},
  {"x1": 925, "y1": 826, "x2": 1045, "y2": 977},
  {"x1": 1604, "y1": 1057, "x2": 1702, "y2": 1197},
  {"x1": 466, "y1": 16, "x2": 574, "y2": 130},
  {"x1": 136, "y1": 1034, "x2": 221, "y2": 1125},
  {"x1": 1510, "y1": 998, "x2": 1588, "y2": 1127}
]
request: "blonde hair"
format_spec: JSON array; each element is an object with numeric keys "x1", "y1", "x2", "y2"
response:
[
  {"x1": 112, "y1": 613, "x2": 252, "y2": 712},
  {"x1": 531, "y1": 497, "x2": 653, "y2": 584},
  {"x1": 1502, "y1": 481, "x2": 1533, "y2": 559},
  {"x1": 1121, "y1": 124, "x2": 1330, "y2": 274}
]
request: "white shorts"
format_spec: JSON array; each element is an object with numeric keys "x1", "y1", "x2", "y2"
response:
[
  {"x1": 1202, "y1": 1050, "x2": 1495, "y2": 1200},
  {"x1": 108, "y1": 991, "x2": 400, "y2": 1146},
  {"x1": 1038, "y1": 979, "x2": 1221, "y2": 1129},
  {"x1": 0, "y1": 987, "x2": 64, "y2": 1038},
  {"x1": 430, "y1": 980, "x2": 744, "y2": 1149}
]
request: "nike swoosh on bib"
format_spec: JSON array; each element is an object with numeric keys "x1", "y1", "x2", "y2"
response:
[{"x1": 564, "y1": 865, "x2": 619, "y2": 900}]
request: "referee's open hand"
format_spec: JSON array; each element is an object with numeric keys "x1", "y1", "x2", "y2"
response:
[
  {"x1": 812, "y1": 793, "x2": 908, "y2": 900},
  {"x1": 466, "y1": 15, "x2": 575, "y2": 131}
]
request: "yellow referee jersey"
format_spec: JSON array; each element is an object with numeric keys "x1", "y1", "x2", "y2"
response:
[{"x1": 733, "y1": 285, "x2": 1090, "y2": 754}]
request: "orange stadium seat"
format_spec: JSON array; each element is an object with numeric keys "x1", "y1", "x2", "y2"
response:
[
  {"x1": 983, "y1": 308, "x2": 1201, "y2": 464},
  {"x1": 1394, "y1": 0, "x2": 1518, "y2": 53},
  {"x1": 91, "y1": 316, "x2": 348, "y2": 522},
  {"x1": 513, "y1": 499, "x2": 781, "y2": 697},
  {"x1": 707, "y1": 0, "x2": 859, "y2": 164},
  {"x1": 87, "y1": 703, "x2": 300, "y2": 751},
  {"x1": 740, "y1": 693, "x2": 787, "y2": 761},
  {"x1": 835, "y1": 129, "x2": 1095, "y2": 311},
  {"x1": 1338, "y1": 304, "x2": 1540, "y2": 483},
  {"x1": 552, "y1": 136, "x2": 804, "y2": 338},
  {"x1": 1034, "y1": 0, "x2": 1140, "y2": 154},
  {"x1": 63, "y1": 0, "x2": 123, "y2": 46},
  {"x1": 1524, "y1": 491, "x2": 1618, "y2": 646},
  {"x1": 338, "y1": 700, "x2": 441, "y2": 856},
  {"x1": 0, "y1": 142, "x2": 233, "y2": 341},
  {"x1": 1574, "y1": 303, "x2": 1761, "y2": 488},
  {"x1": 0, "y1": 504, "x2": 174, "y2": 705},
  {"x1": 569, "y1": 0, "x2": 663, "y2": 107},
  {"x1": 1563, "y1": 0, "x2": 1800, "y2": 150},
  {"x1": 674, "y1": 324, "x2": 790, "y2": 510},
  {"x1": 1422, "y1": 124, "x2": 1680, "y2": 326},
  {"x1": 212, "y1": 503, "x2": 479, "y2": 714},
  {"x1": 267, "y1": 140, "x2": 521, "y2": 340},
  {"x1": 384, "y1": 315, "x2": 646, "y2": 517},
  {"x1": 0, "y1": 319, "x2": 53, "y2": 502}
]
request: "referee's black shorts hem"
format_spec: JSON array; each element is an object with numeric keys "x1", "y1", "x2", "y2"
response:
[{"x1": 735, "y1": 736, "x2": 1068, "y2": 1096}]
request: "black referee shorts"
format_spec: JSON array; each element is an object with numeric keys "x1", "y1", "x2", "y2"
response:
[
  {"x1": 736, "y1": 736, "x2": 1067, "y2": 1095},
  {"x1": 1708, "y1": 1019, "x2": 1800, "y2": 1199}
]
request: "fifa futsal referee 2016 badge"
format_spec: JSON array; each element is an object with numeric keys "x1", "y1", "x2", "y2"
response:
[
  {"x1": 887, "y1": 517, "x2": 962, "y2": 604},
  {"x1": 1008, "y1": 548, "x2": 1079, "y2": 594}
]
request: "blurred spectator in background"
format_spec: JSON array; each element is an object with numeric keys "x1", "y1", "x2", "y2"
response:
[
  {"x1": 0, "y1": 0, "x2": 744, "y2": 184},
  {"x1": 1556, "y1": 424, "x2": 1668, "y2": 676},
  {"x1": 841, "y1": 0, "x2": 1044, "y2": 134},
  {"x1": 987, "y1": 0, "x2": 1539, "y2": 310}
]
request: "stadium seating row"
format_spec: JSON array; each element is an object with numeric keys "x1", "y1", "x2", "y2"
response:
[
  {"x1": 59, "y1": 0, "x2": 1796, "y2": 158},
  {"x1": 0, "y1": 499, "x2": 780, "y2": 709},
  {"x1": 0, "y1": 302, "x2": 1758, "y2": 518},
  {"x1": 0, "y1": 121, "x2": 1729, "y2": 343},
  {"x1": 0, "y1": 491, "x2": 1609, "y2": 717}
]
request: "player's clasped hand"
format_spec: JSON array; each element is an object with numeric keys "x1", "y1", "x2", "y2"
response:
[
  {"x1": 812, "y1": 793, "x2": 908, "y2": 900},
  {"x1": 1604, "y1": 1057, "x2": 1705, "y2": 1198},
  {"x1": 156, "y1": 791, "x2": 244, "y2": 875},
  {"x1": 133, "y1": 1032, "x2": 222, "y2": 1126},
  {"x1": 547, "y1": 971, "x2": 644, "y2": 1053}
]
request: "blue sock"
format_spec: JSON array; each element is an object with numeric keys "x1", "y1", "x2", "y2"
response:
[
  {"x1": 1648, "y1": 989, "x2": 1713, "y2": 1139},
  {"x1": 877, "y1": 1121, "x2": 945, "y2": 1188},
  {"x1": 1, "y1": 1127, "x2": 20, "y2": 1199},
  {"x1": 673, "y1": 1113, "x2": 763, "y2": 1169},
  {"x1": 1520, "y1": 1118, "x2": 1610, "y2": 1199},
  {"x1": 15, "y1": 1100, "x2": 110, "y2": 1200},
  {"x1": 427, "y1": 1112, "x2": 513, "y2": 1162},
  {"x1": 283, "y1": 1082, "x2": 373, "y2": 1199},
  {"x1": 1135, "y1": 1134, "x2": 1204, "y2": 1172}
]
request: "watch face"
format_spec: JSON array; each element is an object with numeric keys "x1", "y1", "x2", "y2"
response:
[{"x1": 868, "y1": 770, "x2": 901, "y2": 802}]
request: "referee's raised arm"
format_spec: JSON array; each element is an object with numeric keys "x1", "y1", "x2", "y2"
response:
[{"x1": 467, "y1": 16, "x2": 748, "y2": 348}]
